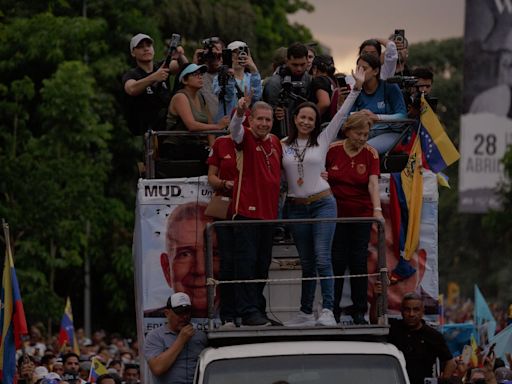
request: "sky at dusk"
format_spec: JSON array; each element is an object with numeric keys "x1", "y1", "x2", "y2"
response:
[{"x1": 288, "y1": 0, "x2": 466, "y2": 73}]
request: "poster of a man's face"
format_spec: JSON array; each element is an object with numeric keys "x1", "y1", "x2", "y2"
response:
[{"x1": 160, "y1": 202, "x2": 219, "y2": 318}]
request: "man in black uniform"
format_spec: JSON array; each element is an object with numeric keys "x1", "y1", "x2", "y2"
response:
[
  {"x1": 122, "y1": 33, "x2": 187, "y2": 135},
  {"x1": 389, "y1": 292, "x2": 456, "y2": 384}
]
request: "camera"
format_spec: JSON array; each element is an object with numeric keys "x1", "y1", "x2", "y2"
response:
[
  {"x1": 424, "y1": 379, "x2": 437, "y2": 384},
  {"x1": 199, "y1": 37, "x2": 221, "y2": 63},
  {"x1": 393, "y1": 29, "x2": 405, "y2": 45},
  {"x1": 164, "y1": 33, "x2": 181, "y2": 67},
  {"x1": 386, "y1": 75, "x2": 418, "y2": 88}
]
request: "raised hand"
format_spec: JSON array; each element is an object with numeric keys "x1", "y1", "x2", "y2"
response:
[
  {"x1": 351, "y1": 66, "x2": 366, "y2": 90},
  {"x1": 236, "y1": 88, "x2": 253, "y2": 117}
]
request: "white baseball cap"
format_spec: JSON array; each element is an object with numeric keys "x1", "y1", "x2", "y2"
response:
[
  {"x1": 227, "y1": 41, "x2": 248, "y2": 51},
  {"x1": 167, "y1": 292, "x2": 191, "y2": 309},
  {"x1": 130, "y1": 33, "x2": 153, "y2": 51}
]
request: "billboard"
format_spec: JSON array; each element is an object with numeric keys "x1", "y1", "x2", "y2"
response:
[{"x1": 459, "y1": 0, "x2": 512, "y2": 212}]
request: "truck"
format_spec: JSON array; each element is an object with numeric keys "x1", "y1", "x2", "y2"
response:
[{"x1": 133, "y1": 125, "x2": 439, "y2": 383}]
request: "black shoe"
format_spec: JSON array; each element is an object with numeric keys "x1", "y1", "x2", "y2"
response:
[
  {"x1": 352, "y1": 313, "x2": 368, "y2": 325},
  {"x1": 242, "y1": 316, "x2": 271, "y2": 327}
]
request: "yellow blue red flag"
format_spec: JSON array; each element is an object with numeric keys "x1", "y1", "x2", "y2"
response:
[
  {"x1": 89, "y1": 356, "x2": 109, "y2": 383},
  {"x1": 0, "y1": 223, "x2": 28, "y2": 383},
  {"x1": 58, "y1": 297, "x2": 79, "y2": 354},
  {"x1": 389, "y1": 133, "x2": 423, "y2": 281},
  {"x1": 419, "y1": 95, "x2": 460, "y2": 173}
]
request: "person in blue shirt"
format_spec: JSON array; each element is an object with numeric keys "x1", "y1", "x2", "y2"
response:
[
  {"x1": 350, "y1": 53, "x2": 407, "y2": 154},
  {"x1": 213, "y1": 41, "x2": 262, "y2": 122}
]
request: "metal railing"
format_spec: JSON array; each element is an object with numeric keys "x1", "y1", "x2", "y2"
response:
[
  {"x1": 204, "y1": 216, "x2": 388, "y2": 330},
  {"x1": 144, "y1": 129, "x2": 228, "y2": 179}
]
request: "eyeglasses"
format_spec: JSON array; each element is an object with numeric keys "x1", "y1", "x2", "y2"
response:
[{"x1": 190, "y1": 71, "x2": 204, "y2": 78}]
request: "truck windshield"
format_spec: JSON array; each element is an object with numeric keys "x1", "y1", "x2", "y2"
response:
[{"x1": 203, "y1": 354, "x2": 406, "y2": 384}]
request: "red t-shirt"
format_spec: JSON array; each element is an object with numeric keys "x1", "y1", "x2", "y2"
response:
[
  {"x1": 207, "y1": 135, "x2": 238, "y2": 198},
  {"x1": 326, "y1": 140, "x2": 380, "y2": 218},
  {"x1": 233, "y1": 127, "x2": 282, "y2": 220}
]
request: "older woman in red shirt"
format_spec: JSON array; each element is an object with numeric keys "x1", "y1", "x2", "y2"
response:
[{"x1": 326, "y1": 111, "x2": 383, "y2": 325}]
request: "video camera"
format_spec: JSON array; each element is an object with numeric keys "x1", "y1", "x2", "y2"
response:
[
  {"x1": 199, "y1": 37, "x2": 221, "y2": 62},
  {"x1": 164, "y1": 33, "x2": 181, "y2": 68},
  {"x1": 386, "y1": 75, "x2": 418, "y2": 89}
]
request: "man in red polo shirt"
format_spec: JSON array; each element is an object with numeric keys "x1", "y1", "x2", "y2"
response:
[{"x1": 228, "y1": 96, "x2": 282, "y2": 326}]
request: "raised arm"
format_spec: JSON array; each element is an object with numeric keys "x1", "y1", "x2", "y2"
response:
[
  {"x1": 230, "y1": 92, "x2": 252, "y2": 144},
  {"x1": 124, "y1": 63, "x2": 169, "y2": 96},
  {"x1": 146, "y1": 325, "x2": 195, "y2": 376},
  {"x1": 322, "y1": 66, "x2": 365, "y2": 143}
]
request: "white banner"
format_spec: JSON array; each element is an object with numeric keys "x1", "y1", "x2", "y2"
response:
[{"x1": 459, "y1": 0, "x2": 512, "y2": 212}]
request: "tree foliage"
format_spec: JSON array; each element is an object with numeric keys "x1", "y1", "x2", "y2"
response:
[{"x1": 0, "y1": 0, "x2": 315, "y2": 334}]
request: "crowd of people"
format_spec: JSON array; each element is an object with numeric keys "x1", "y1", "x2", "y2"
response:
[
  {"x1": 122, "y1": 30, "x2": 434, "y2": 324},
  {"x1": 16, "y1": 325, "x2": 140, "y2": 383},
  {"x1": 112, "y1": 31, "x2": 502, "y2": 384}
]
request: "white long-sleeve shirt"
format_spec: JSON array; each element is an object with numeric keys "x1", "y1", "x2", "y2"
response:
[{"x1": 282, "y1": 88, "x2": 360, "y2": 198}]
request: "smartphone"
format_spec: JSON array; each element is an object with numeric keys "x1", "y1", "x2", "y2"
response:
[
  {"x1": 394, "y1": 29, "x2": 405, "y2": 44},
  {"x1": 222, "y1": 48, "x2": 232, "y2": 68},
  {"x1": 461, "y1": 344, "x2": 472, "y2": 365},
  {"x1": 395, "y1": 29, "x2": 405, "y2": 38},
  {"x1": 238, "y1": 46, "x2": 249, "y2": 57},
  {"x1": 335, "y1": 75, "x2": 350, "y2": 90}
]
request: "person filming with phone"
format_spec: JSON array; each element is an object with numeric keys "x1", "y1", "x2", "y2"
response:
[
  {"x1": 213, "y1": 41, "x2": 262, "y2": 122},
  {"x1": 144, "y1": 292, "x2": 207, "y2": 384}
]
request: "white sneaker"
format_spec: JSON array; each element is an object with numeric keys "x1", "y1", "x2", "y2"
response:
[
  {"x1": 284, "y1": 311, "x2": 316, "y2": 327},
  {"x1": 316, "y1": 308, "x2": 337, "y2": 326},
  {"x1": 219, "y1": 321, "x2": 236, "y2": 330}
]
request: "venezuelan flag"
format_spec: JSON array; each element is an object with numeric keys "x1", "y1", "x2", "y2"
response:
[
  {"x1": 419, "y1": 95, "x2": 460, "y2": 173},
  {"x1": 0, "y1": 224, "x2": 28, "y2": 383},
  {"x1": 88, "y1": 356, "x2": 108, "y2": 383},
  {"x1": 390, "y1": 134, "x2": 423, "y2": 264},
  {"x1": 58, "y1": 297, "x2": 80, "y2": 354}
]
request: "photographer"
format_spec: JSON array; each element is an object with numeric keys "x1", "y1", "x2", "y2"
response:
[
  {"x1": 212, "y1": 41, "x2": 262, "y2": 121},
  {"x1": 122, "y1": 33, "x2": 187, "y2": 135},
  {"x1": 194, "y1": 37, "x2": 225, "y2": 122},
  {"x1": 263, "y1": 42, "x2": 312, "y2": 138},
  {"x1": 389, "y1": 31, "x2": 411, "y2": 76}
]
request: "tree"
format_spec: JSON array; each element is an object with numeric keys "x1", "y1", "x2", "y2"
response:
[{"x1": 0, "y1": 0, "x2": 316, "y2": 334}]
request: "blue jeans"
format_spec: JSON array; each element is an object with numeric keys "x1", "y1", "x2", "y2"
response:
[
  {"x1": 233, "y1": 216, "x2": 274, "y2": 321},
  {"x1": 286, "y1": 194, "x2": 337, "y2": 313},
  {"x1": 331, "y1": 222, "x2": 371, "y2": 318}
]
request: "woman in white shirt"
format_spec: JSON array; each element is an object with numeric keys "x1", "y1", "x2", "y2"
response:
[{"x1": 282, "y1": 67, "x2": 364, "y2": 327}]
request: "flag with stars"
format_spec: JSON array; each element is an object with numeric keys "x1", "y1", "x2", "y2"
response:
[
  {"x1": 58, "y1": 297, "x2": 79, "y2": 354},
  {"x1": 418, "y1": 95, "x2": 460, "y2": 173}
]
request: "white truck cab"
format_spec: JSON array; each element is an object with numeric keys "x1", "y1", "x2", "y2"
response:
[{"x1": 195, "y1": 339, "x2": 410, "y2": 384}]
